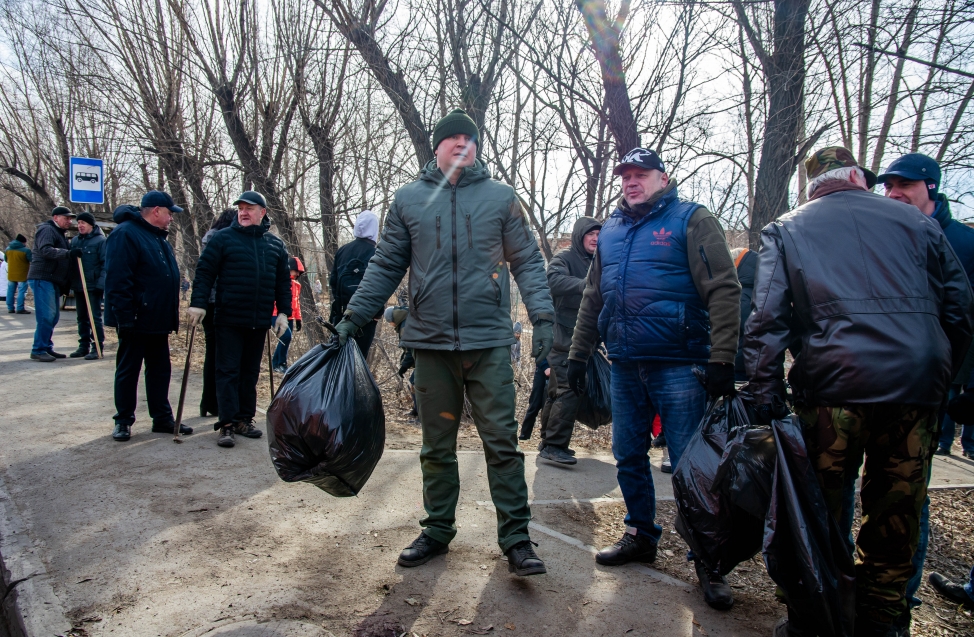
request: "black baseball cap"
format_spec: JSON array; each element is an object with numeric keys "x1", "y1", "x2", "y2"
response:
[
  {"x1": 877, "y1": 153, "x2": 941, "y2": 199},
  {"x1": 141, "y1": 190, "x2": 184, "y2": 212},
  {"x1": 233, "y1": 191, "x2": 267, "y2": 208},
  {"x1": 51, "y1": 206, "x2": 75, "y2": 217},
  {"x1": 613, "y1": 147, "x2": 666, "y2": 176}
]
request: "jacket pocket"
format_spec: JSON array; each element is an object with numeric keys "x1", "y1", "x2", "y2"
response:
[
  {"x1": 489, "y1": 275, "x2": 501, "y2": 306},
  {"x1": 698, "y1": 246, "x2": 713, "y2": 279},
  {"x1": 466, "y1": 214, "x2": 473, "y2": 249},
  {"x1": 436, "y1": 216, "x2": 441, "y2": 249}
]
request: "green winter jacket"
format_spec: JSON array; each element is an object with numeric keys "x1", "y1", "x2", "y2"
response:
[{"x1": 346, "y1": 159, "x2": 554, "y2": 351}]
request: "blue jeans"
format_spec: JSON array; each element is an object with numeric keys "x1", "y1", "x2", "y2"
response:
[
  {"x1": 28, "y1": 280, "x2": 60, "y2": 356},
  {"x1": 939, "y1": 385, "x2": 974, "y2": 453},
  {"x1": 964, "y1": 564, "x2": 974, "y2": 601},
  {"x1": 7, "y1": 280, "x2": 27, "y2": 311},
  {"x1": 272, "y1": 320, "x2": 293, "y2": 368},
  {"x1": 610, "y1": 361, "x2": 707, "y2": 542}
]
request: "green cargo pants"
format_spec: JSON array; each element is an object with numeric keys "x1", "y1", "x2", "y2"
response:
[
  {"x1": 413, "y1": 347, "x2": 531, "y2": 552},
  {"x1": 539, "y1": 350, "x2": 581, "y2": 450},
  {"x1": 795, "y1": 404, "x2": 937, "y2": 625}
]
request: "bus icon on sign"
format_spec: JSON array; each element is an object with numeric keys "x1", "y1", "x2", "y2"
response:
[{"x1": 75, "y1": 172, "x2": 99, "y2": 183}]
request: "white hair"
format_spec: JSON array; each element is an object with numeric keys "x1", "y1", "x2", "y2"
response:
[{"x1": 807, "y1": 166, "x2": 864, "y2": 198}]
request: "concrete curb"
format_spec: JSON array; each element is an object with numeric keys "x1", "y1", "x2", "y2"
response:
[{"x1": 0, "y1": 472, "x2": 72, "y2": 637}]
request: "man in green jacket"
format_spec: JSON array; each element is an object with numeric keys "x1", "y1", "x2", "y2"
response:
[{"x1": 336, "y1": 109, "x2": 555, "y2": 576}]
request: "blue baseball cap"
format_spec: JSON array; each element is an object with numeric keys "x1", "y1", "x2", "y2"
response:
[
  {"x1": 877, "y1": 153, "x2": 941, "y2": 200},
  {"x1": 141, "y1": 190, "x2": 184, "y2": 212},
  {"x1": 614, "y1": 147, "x2": 666, "y2": 176}
]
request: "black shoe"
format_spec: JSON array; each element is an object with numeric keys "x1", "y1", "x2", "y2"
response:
[
  {"x1": 69, "y1": 347, "x2": 89, "y2": 358},
  {"x1": 506, "y1": 540, "x2": 547, "y2": 576},
  {"x1": 16, "y1": 309, "x2": 31, "y2": 314},
  {"x1": 661, "y1": 458, "x2": 673, "y2": 473},
  {"x1": 273, "y1": 364, "x2": 288, "y2": 374},
  {"x1": 112, "y1": 423, "x2": 131, "y2": 441},
  {"x1": 47, "y1": 350, "x2": 66, "y2": 359},
  {"x1": 84, "y1": 351, "x2": 99, "y2": 360},
  {"x1": 397, "y1": 532, "x2": 448, "y2": 567},
  {"x1": 7, "y1": 309, "x2": 14, "y2": 314},
  {"x1": 964, "y1": 450, "x2": 974, "y2": 459},
  {"x1": 929, "y1": 572, "x2": 974, "y2": 605},
  {"x1": 217, "y1": 426, "x2": 235, "y2": 448},
  {"x1": 518, "y1": 426, "x2": 532, "y2": 440},
  {"x1": 934, "y1": 447, "x2": 951, "y2": 456},
  {"x1": 596, "y1": 530, "x2": 658, "y2": 566},
  {"x1": 540, "y1": 446, "x2": 577, "y2": 465},
  {"x1": 30, "y1": 352, "x2": 55, "y2": 362},
  {"x1": 695, "y1": 560, "x2": 734, "y2": 610},
  {"x1": 151, "y1": 421, "x2": 194, "y2": 435},
  {"x1": 652, "y1": 432, "x2": 667, "y2": 448},
  {"x1": 233, "y1": 420, "x2": 263, "y2": 438}
]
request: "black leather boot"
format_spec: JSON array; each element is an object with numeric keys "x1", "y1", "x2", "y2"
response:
[
  {"x1": 506, "y1": 540, "x2": 546, "y2": 576},
  {"x1": 695, "y1": 560, "x2": 734, "y2": 610},
  {"x1": 112, "y1": 423, "x2": 131, "y2": 441},
  {"x1": 397, "y1": 532, "x2": 448, "y2": 567},
  {"x1": 595, "y1": 530, "x2": 658, "y2": 566}
]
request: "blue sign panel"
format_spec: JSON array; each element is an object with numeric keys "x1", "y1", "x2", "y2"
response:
[{"x1": 69, "y1": 157, "x2": 104, "y2": 205}]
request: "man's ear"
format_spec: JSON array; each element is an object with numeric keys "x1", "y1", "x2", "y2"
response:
[{"x1": 660, "y1": 172, "x2": 670, "y2": 187}]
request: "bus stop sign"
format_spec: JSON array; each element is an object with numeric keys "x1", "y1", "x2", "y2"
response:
[{"x1": 69, "y1": 157, "x2": 104, "y2": 205}]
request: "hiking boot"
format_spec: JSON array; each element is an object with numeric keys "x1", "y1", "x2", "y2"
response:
[
  {"x1": 596, "y1": 529, "x2": 658, "y2": 566},
  {"x1": 47, "y1": 350, "x2": 66, "y2": 359},
  {"x1": 506, "y1": 540, "x2": 547, "y2": 576},
  {"x1": 695, "y1": 559, "x2": 734, "y2": 610},
  {"x1": 540, "y1": 446, "x2": 577, "y2": 465},
  {"x1": 16, "y1": 309, "x2": 31, "y2": 314},
  {"x1": 112, "y1": 423, "x2": 131, "y2": 441},
  {"x1": 30, "y1": 352, "x2": 56, "y2": 362},
  {"x1": 151, "y1": 421, "x2": 194, "y2": 435},
  {"x1": 69, "y1": 347, "x2": 89, "y2": 358},
  {"x1": 397, "y1": 532, "x2": 448, "y2": 567},
  {"x1": 233, "y1": 420, "x2": 263, "y2": 439},
  {"x1": 217, "y1": 426, "x2": 235, "y2": 448},
  {"x1": 929, "y1": 572, "x2": 973, "y2": 605},
  {"x1": 84, "y1": 351, "x2": 100, "y2": 360}
]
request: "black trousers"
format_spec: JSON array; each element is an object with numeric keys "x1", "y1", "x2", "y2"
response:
[
  {"x1": 520, "y1": 364, "x2": 549, "y2": 437},
  {"x1": 75, "y1": 288, "x2": 104, "y2": 349},
  {"x1": 215, "y1": 325, "x2": 267, "y2": 426},
  {"x1": 200, "y1": 303, "x2": 218, "y2": 416},
  {"x1": 113, "y1": 331, "x2": 173, "y2": 426},
  {"x1": 539, "y1": 351, "x2": 581, "y2": 450},
  {"x1": 354, "y1": 320, "x2": 378, "y2": 360}
]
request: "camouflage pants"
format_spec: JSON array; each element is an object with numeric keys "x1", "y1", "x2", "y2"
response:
[{"x1": 795, "y1": 404, "x2": 937, "y2": 625}]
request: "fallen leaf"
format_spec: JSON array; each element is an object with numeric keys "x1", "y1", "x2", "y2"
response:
[
  {"x1": 692, "y1": 620, "x2": 701, "y2": 627},
  {"x1": 405, "y1": 598, "x2": 420, "y2": 606},
  {"x1": 504, "y1": 624, "x2": 516, "y2": 630},
  {"x1": 458, "y1": 619, "x2": 473, "y2": 626},
  {"x1": 568, "y1": 606, "x2": 573, "y2": 613},
  {"x1": 480, "y1": 565, "x2": 488, "y2": 570}
]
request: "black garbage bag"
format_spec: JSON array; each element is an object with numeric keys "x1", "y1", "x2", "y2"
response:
[
  {"x1": 763, "y1": 416, "x2": 855, "y2": 637},
  {"x1": 575, "y1": 350, "x2": 611, "y2": 429},
  {"x1": 266, "y1": 339, "x2": 385, "y2": 497},
  {"x1": 673, "y1": 394, "x2": 776, "y2": 575}
]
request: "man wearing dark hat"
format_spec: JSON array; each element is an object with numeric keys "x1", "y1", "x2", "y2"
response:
[
  {"x1": 537, "y1": 215, "x2": 602, "y2": 465},
  {"x1": 335, "y1": 108, "x2": 555, "y2": 577},
  {"x1": 104, "y1": 191, "x2": 191, "y2": 441},
  {"x1": 189, "y1": 191, "x2": 291, "y2": 449},
  {"x1": 742, "y1": 147, "x2": 973, "y2": 636},
  {"x1": 568, "y1": 147, "x2": 742, "y2": 609},
  {"x1": 69, "y1": 212, "x2": 107, "y2": 360},
  {"x1": 27, "y1": 206, "x2": 77, "y2": 361}
]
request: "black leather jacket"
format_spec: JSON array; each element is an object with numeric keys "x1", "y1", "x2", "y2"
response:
[{"x1": 744, "y1": 185, "x2": 973, "y2": 408}]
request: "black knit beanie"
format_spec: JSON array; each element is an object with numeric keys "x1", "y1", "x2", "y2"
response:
[
  {"x1": 432, "y1": 109, "x2": 479, "y2": 151},
  {"x1": 76, "y1": 212, "x2": 96, "y2": 226}
]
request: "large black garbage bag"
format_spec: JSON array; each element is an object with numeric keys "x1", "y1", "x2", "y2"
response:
[
  {"x1": 575, "y1": 351, "x2": 611, "y2": 429},
  {"x1": 764, "y1": 416, "x2": 855, "y2": 637},
  {"x1": 266, "y1": 339, "x2": 385, "y2": 497},
  {"x1": 673, "y1": 394, "x2": 776, "y2": 575}
]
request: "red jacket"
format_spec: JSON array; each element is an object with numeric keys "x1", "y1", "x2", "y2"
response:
[{"x1": 273, "y1": 278, "x2": 302, "y2": 321}]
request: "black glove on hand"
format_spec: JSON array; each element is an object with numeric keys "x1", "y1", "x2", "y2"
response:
[
  {"x1": 295, "y1": 319, "x2": 302, "y2": 332},
  {"x1": 334, "y1": 317, "x2": 359, "y2": 346},
  {"x1": 69, "y1": 248, "x2": 83, "y2": 259},
  {"x1": 567, "y1": 359, "x2": 588, "y2": 396},
  {"x1": 753, "y1": 394, "x2": 789, "y2": 426},
  {"x1": 705, "y1": 362, "x2": 736, "y2": 399},
  {"x1": 947, "y1": 391, "x2": 974, "y2": 426}
]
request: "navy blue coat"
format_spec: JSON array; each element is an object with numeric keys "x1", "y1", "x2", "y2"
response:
[
  {"x1": 104, "y1": 205, "x2": 180, "y2": 333},
  {"x1": 933, "y1": 194, "x2": 974, "y2": 284}
]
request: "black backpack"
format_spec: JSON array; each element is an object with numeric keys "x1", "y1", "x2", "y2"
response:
[{"x1": 336, "y1": 257, "x2": 368, "y2": 313}]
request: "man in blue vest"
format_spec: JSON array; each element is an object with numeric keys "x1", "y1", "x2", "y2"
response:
[{"x1": 568, "y1": 148, "x2": 742, "y2": 610}]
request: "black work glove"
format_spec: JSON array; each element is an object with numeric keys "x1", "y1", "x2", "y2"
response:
[
  {"x1": 753, "y1": 394, "x2": 789, "y2": 426},
  {"x1": 947, "y1": 391, "x2": 974, "y2": 426},
  {"x1": 705, "y1": 362, "x2": 736, "y2": 399},
  {"x1": 567, "y1": 358, "x2": 588, "y2": 396},
  {"x1": 531, "y1": 320, "x2": 554, "y2": 363},
  {"x1": 69, "y1": 248, "x2": 83, "y2": 260},
  {"x1": 295, "y1": 319, "x2": 302, "y2": 332}
]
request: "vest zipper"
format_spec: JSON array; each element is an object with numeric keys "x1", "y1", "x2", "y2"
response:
[
  {"x1": 466, "y1": 214, "x2": 472, "y2": 248},
  {"x1": 699, "y1": 246, "x2": 713, "y2": 279},
  {"x1": 436, "y1": 216, "x2": 441, "y2": 249},
  {"x1": 450, "y1": 185, "x2": 460, "y2": 350}
]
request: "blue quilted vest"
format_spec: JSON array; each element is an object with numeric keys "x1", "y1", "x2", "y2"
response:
[{"x1": 597, "y1": 187, "x2": 710, "y2": 363}]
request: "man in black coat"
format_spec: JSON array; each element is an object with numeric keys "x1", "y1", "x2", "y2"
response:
[
  {"x1": 538, "y1": 216, "x2": 601, "y2": 464},
  {"x1": 27, "y1": 206, "x2": 76, "y2": 361},
  {"x1": 189, "y1": 191, "x2": 291, "y2": 448},
  {"x1": 69, "y1": 212, "x2": 107, "y2": 360},
  {"x1": 104, "y1": 192, "x2": 190, "y2": 441},
  {"x1": 329, "y1": 209, "x2": 380, "y2": 357}
]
